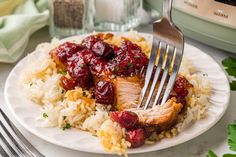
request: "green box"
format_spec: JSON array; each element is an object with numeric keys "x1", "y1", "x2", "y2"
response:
[{"x1": 144, "y1": 0, "x2": 236, "y2": 53}]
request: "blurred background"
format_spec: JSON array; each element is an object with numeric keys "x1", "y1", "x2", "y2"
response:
[{"x1": 0, "y1": 0, "x2": 236, "y2": 62}]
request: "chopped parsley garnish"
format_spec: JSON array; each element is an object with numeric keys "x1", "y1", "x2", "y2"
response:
[
  {"x1": 59, "y1": 70, "x2": 67, "y2": 75},
  {"x1": 203, "y1": 73, "x2": 208, "y2": 77},
  {"x1": 127, "y1": 62, "x2": 133, "y2": 68},
  {"x1": 61, "y1": 89, "x2": 65, "y2": 94},
  {"x1": 63, "y1": 116, "x2": 67, "y2": 120},
  {"x1": 222, "y1": 57, "x2": 236, "y2": 90},
  {"x1": 110, "y1": 74, "x2": 116, "y2": 79},
  {"x1": 112, "y1": 67, "x2": 118, "y2": 73},
  {"x1": 80, "y1": 64, "x2": 85, "y2": 68},
  {"x1": 43, "y1": 113, "x2": 48, "y2": 118},
  {"x1": 82, "y1": 91, "x2": 87, "y2": 97},
  {"x1": 30, "y1": 83, "x2": 33, "y2": 86},
  {"x1": 63, "y1": 123, "x2": 71, "y2": 130}
]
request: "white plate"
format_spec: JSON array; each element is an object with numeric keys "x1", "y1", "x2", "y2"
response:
[{"x1": 4, "y1": 33, "x2": 230, "y2": 154}]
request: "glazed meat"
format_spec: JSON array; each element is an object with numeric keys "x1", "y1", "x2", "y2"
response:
[
  {"x1": 50, "y1": 34, "x2": 192, "y2": 110},
  {"x1": 114, "y1": 76, "x2": 144, "y2": 111},
  {"x1": 49, "y1": 34, "x2": 195, "y2": 150},
  {"x1": 50, "y1": 42, "x2": 86, "y2": 70},
  {"x1": 129, "y1": 98, "x2": 183, "y2": 131}
]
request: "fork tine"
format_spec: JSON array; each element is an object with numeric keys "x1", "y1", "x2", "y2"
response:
[
  {"x1": 0, "y1": 132, "x2": 18, "y2": 157},
  {"x1": 0, "y1": 109, "x2": 44, "y2": 157},
  {"x1": 161, "y1": 48, "x2": 183, "y2": 104},
  {"x1": 152, "y1": 45, "x2": 175, "y2": 108},
  {"x1": 143, "y1": 42, "x2": 167, "y2": 110},
  {"x1": 0, "y1": 121, "x2": 26, "y2": 157},
  {"x1": 0, "y1": 145, "x2": 10, "y2": 157},
  {"x1": 138, "y1": 36, "x2": 160, "y2": 108}
]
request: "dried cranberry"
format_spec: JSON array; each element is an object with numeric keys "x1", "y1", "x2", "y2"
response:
[
  {"x1": 108, "y1": 48, "x2": 148, "y2": 76},
  {"x1": 110, "y1": 111, "x2": 138, "y2": 130},
  {"x1": 112, "y1": 45, "x2": 121, "y2": 56},
  {"x1": 82, "y1": 35, "x2": 101, "y2": 49},
  {"x1": 173, "y1": 75, "x2": 192, "y2": 97},
  {"x1": 92, "y1": 40, "x2": 114, "y2": 59},
  {"x1": 125, "y1": 128, "x2": 145, "y2": 148},
  {"x1": 78, "y1": 49, "x2": 96, "y2": 65},
  {"x1": 121, "y1": 40, "x2": 142, "y2": 55},
  {"x1": 51, "y1": 42, "x2": 85, "y2": 66},
  {"x1": 95, "y1": 81, "x2": 114, "y2": 104},
  {"x1": 60, "y1": 76, "x2": 76, "y2": 91},
  {"x1": 68, "y1": 57, "x2": 91, "y2": 89},
  {"x1": 89, "y1": 58, "x2": 107, "y2": 75}
]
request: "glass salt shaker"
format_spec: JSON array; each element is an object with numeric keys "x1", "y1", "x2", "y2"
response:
[
  {"x1": 91, "y1": 0, "x2": 143, "y2": 31},
  {"x1": 49, "y1": 0, "x2": 89, "y2": 38}
]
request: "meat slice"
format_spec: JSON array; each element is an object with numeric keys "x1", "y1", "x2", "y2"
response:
[
  {"x1": 129, "y1": 98, "x2": 183, "y2": 132},
  {"x1": 114, "y1": 76, "x2": 144, "y2": 111}
]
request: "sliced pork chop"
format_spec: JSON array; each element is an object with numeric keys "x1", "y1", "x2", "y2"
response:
[
  {"x1": 114, "y1": 76, "x2": 144, "y2": 111},
  {"x1": 129, "y1": 98, "x2": 183, "y2": 131}
]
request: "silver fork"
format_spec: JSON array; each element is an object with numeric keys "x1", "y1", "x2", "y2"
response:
[
  {"x1": 138, "y1": 0, "x2": 184, "y2": 109},
  {"x1": 0, "y1": 109, "x2": 45, "y2": 157}
]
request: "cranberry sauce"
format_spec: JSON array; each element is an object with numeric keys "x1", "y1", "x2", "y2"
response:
[{"x1": 52, "y1": 35, "x2": 149, "y2": 89}]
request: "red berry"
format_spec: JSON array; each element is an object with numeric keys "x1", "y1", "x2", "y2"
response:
[
  {"x1": 107, "y1": 40, "x2": 148, "y2": 76},
  {"x1": 51, "y1": 42, "x2": 85, "y2": 66},
  {"x1": 89, "y1": 58, "x2": 107, "y2": 75},
  {"x1": 173, "y1": 75, "x2": 192, "y2": 97},
  {"x1": 92, "y1": 40, "x2": 114, "y2": 59},
  {"x1": 60, "y1": 76, "x2": 77, "y2": 91},
  {"x1": 121, "y1": 40, "x2": 142, "y2": 54},
  {"x1": 125, "y1": 128, "x2": 145, "y2": 148},
  {"x1": 82, "y1": 35, "x2": 101, "y2": 49},
  {"x1": 95, "y1": 81, "x2": 114, "y2": 104},
  {"x1": 68, "y1": 57, "x2": 91, "y2": 89},
  {"x1": 110, "y1": 111, "x2": 138, "y2": 130},
  {"x1": 79, "y1": 49, "x2": 96, "y2": 65}
]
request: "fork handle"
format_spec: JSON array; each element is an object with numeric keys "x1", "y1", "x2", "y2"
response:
[{"x1": 162, "y1": 0, "x2": 173, "y2": 21}]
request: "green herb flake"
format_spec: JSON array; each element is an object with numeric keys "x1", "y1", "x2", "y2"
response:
[
  {"x1": 82, "y1": 91, "x2": 87, "y2": 97},
  {"x1": 80, "y1": 64, "x2": 85, "y2": 68},
  {"x1": 63, "y1": 123, "x2": 71, "y2": 130},
  {"x1": 228, "y1": 121, "x2": 236, "y2": 152},
  {"x1": 59, "y1": 70, "x2": 67, "y2": 75},
  {"x1": 112, "y1": 67, "x2": 118, "y2": 73},
  {"x1": 127, "y1": 62, "x2": 133, "y2": 68},
  {"x1": 63, "y1": 116, "x2": 67, "y2": 120},
  {"x1": 134, "y1": 55, "x2": 141, "y2": 59},
  {"x1": 43, "y1": 113, "x2": 48, "y2": 118},
  {"x1": 203, "y1": 73, "x2": 208, "y2": 77},
  {"x1": 61, "y1": 89, "x2": 65, "y2": 94},
  {"x1": 110, "y1": 74, "x2": 116, "y2": 79},
  {"x1": 30, "y1": 83, "x2": 33, "y2": 86},
  {"x1": 207, "y1": 150, "x2": 218, "y2": 157}
]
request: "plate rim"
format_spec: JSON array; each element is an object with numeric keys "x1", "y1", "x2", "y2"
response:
[{"x1": 4, "y1": 32, "x2": 231, "y2": 154}]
